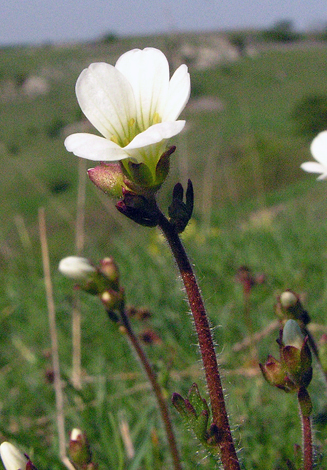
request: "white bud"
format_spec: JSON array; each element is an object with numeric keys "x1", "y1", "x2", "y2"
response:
[
  {"x1": 59, "y1": 256, "x2": 96, "y2": 282},
  {"x1": 282, "y1": 319, "x2": 305, "y2": 349},
  {"x1": 70, "y1": 428, "x2": 83, "y2": 441},
  {"x1": 280, "y1": 291, "x2": 297, "y2": 309},
  {"x1": 0, "y1": 442, "x2": 28, "y2": 470}
]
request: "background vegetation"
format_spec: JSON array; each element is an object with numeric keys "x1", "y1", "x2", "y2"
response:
[{"x1": 1, "y1": 29, "x2": 327, "y2": 469}]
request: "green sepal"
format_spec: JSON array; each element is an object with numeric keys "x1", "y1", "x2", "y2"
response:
[
  {"x1": 298, "y1": 387, "x2": 313, "y2": 417},
  {"x1": 127, "y1": 161, "x2": 154, "y2": 187},
  {"x1": 155, "y1": 146, "x2": 174, "y2": 185},
  {"x1": 193, "y1": 409, "x2": 209, "y2": 442},
  {"x1": 172, "y1": 385, "x2": 211, "y2": 444},
  {"x1": 172, "y1": 393, "x2": 196, "y2": 423},
  {"x1": 188, "y1": 382, "x2": 209, "y2": 416}
]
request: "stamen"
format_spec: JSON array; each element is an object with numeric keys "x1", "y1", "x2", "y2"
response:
[
  {"x1": 110, "y1": 135, "x2": 119, "y2": 144},
  {"x1": 152, "y1": 113, "x2": 161, "y2": 124},
  {"x1": 128, "y1": 118, "x2": 135, "y2": 127}
]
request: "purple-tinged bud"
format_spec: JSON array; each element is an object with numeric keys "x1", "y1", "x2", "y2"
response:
[
  {"x1": 116, "y1": 189, "x2": 159, "y2": 227},
  {"x1": 168, "y1": 180, "x2": 194, "y2": 233},
  {"x1": 88, "y1": 163, "x2": 124, "y2": 198},
  {"x1": 259, "y1": 355, "x2": 295, "y2": 392},
  {"x1": 99, "y1": 257, "x2": 119, "y2": 290}
]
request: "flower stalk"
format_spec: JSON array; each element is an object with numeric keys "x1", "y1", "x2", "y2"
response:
[
  {"x1": 156, "y1": 209, "x2": 240, "y2": 470},
  {"x1": 301, "y1": 412, "x2": 313, "y2": 470},
  {"x1": 117, "y1": 307, "x2": 182, "y2": 470}
]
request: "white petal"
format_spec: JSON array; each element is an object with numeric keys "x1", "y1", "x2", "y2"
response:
[
  {"x1": 65, "y1": 133, "x2": 128, "y2": 161},
  {"x1": 163, "y1": 64, "x2": 191, "y2": 121},
  {"x1": 0, "y1": 443, "x2": 28, "y2": 470},
  {"x1": 317, "y1": 173, "x2": 327, "y2": 180},
  {"x1": 59, "y1": 256, "x2": 96, "y2": 281},
  {"x1": 310, "y1": 130, "x2": 327, "y2": 165},
  {"x1": 116, "y1": 48, "x2": 170, "y2": 130},
  {"x1": 300, "y1": 161, "x2": 326, "y2": 174},
  {"x1": 76, "y1": 63, "x2": 136, "y2": 141},
  {"x1": 125, "y1": 121, "x2": 185, "y2": 150}
]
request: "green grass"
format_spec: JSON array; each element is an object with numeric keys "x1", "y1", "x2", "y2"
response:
[{"x1": 1, "y1": 33, "x2": 327, "y2": 469}]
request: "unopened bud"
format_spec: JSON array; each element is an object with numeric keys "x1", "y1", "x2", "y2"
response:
[
  {"x1": 282, "y1": 320, "x2": 312, "y2": 388},
  {"x1": 0, "y1": 442, "x2": 29, "y2": 470},
  {"x1": 99, "y1": 257, "x2": 119, "y2": 289},
  {"x1": 59, "y1": 256, "x2": 120, "y2": 296},
  {"x1": 69, "y1": 429, "x2": 92, "y2": 467},
  {"x1": 59, "y1": 257, "x2": 96, "y2": 282},
  {"x1": 280, "y1": 291, "x2": 298, "y2": 309},
  {"x1": 259, "y1": 355, "x2": 295, "y2": 392},
  {"x1": 88, "y1": 163, "x2": 124, "y2": 198},
  {"x1": 116, "y1": 190, "x2": 159, "y2": 227},
  {"x1": 282, "y1": 320, "x2": 305, "y2": 349},
  {"x1": 276, "y1": 290, "x2": 310, "y2": 324}
]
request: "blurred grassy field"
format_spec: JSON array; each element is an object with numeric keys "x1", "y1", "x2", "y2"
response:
[{"x1": 1, "y1": 33, "x2": 327, "y2": 469}]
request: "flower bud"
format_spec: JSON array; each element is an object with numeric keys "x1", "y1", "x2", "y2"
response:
[
  {"x1": 280, "y1": 291, "x2": 298, "y2": 310},
  {"x1": 88, "y1": 163, "x2": 124, "y2": 199},
  {"x1": 100, "y1": 289, "x2": 124, "y2": 320},
  {"x1": 259, "y1": 355, "x2": 295, "y2": 392},
  {"x1": 69, "y1": 429, "x2": 92, "y2": 467},
  {"x1": 276, "y1": 290, "x2": 310, "y2": 324},
  {"x1": 99, "y1": 257, "x2": 119, "y2": 290},
  {"x1": 116, "y1": 190, "x2": 159, "y2": 227},
  {"x1": 0, "y1": 442, "x2": 28, "y2": 470},
  {"x1": 282, "y1": 320, "x2": 312, "y2": 388},
  {"x1": 59, "y1": 256, "x2": 120, "y2": 296},
  {"x1": 59, "y1": 257, "x2": 96, "y2": 282},
  {"x1": 168, "y1": 180, "x2": 194, "y2": 233},
  {"x1": 282, "y1": 319, "x2": 305, "y2": 350}
]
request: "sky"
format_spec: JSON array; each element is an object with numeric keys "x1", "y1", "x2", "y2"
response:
[{"x1": 0, "y1": 0, "x2": 327, "y2": 46}]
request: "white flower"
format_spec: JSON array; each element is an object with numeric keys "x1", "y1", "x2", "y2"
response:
[
  {"x1": 301, "y1": 130, "x2": 327, "y2": 180},
  {"x1": 59, "y1": 256, "x2": 96, "y2": 282},
  {"x1": 0, "y1": 442, "x2": 28, "y2": 470},
  {"x1": 64, "y1": 48, "x2": 190, "y2": 174}
]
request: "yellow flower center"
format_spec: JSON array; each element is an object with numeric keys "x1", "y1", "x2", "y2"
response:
[{"x1": 110, "y1": 113, "x2": 162, "y2": 149}]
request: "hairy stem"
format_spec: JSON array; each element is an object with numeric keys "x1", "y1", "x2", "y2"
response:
[
  {"x1": 157, "y1": 211, "x2": 240, "y2": 470},
  {"x1": 301, "y1": 413, "x2": 313, "y2": 470},
  {"x1": 117, "y1": 308, "x2": 182, "y2": 470}
]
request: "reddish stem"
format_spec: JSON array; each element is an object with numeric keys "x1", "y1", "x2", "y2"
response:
[
  {"x1": 157, "y1": 211, "x2": 240, "y2": 470},
  {"x1": 119, "y1": 308, "x2": 182, "y2": 470},
  {"x1": 301, "y1": 414, "x2": 313, "y2": 470}
]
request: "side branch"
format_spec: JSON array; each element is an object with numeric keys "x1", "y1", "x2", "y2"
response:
[{"x1": 119, "y1": 309, "x2": 182, "y2": 470}]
